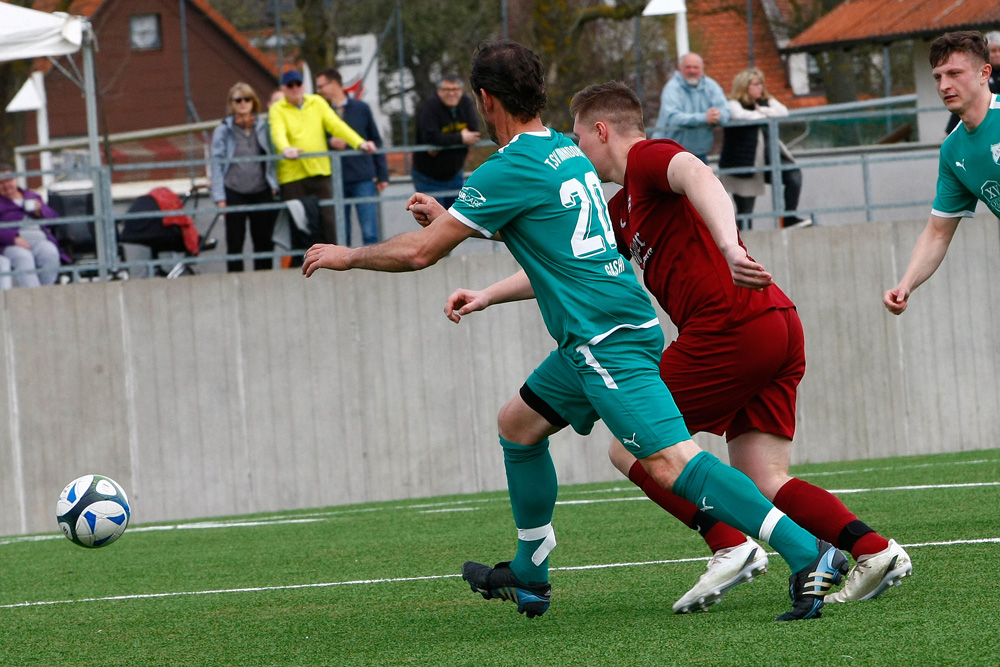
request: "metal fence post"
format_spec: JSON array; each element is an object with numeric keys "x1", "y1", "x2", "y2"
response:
[
  {"x1": 330, "y1": 152, "x2": 346, "y2": 246},
  {"x1": 862, "y1": 153, "x2": 874, "y2": 222},
  {"x1": 768, "y1": 117, "x2": 784, "y2": 225}
]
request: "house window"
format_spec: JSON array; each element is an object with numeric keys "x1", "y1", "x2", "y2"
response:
[{"x1": 129, "y1": 14, "x2": 162, "y2": 51}]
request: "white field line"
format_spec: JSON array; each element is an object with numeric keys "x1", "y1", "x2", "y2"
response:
[
  {"x1": 4, "y1": 481, "x2": 998, "y2": 547},
  {"x1": 2, "y1": 537, "x2": 998, "y2": 610}
]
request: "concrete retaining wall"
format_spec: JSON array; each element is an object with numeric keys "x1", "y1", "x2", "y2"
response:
[{"x1": 2, "y1": 214, "x2": 998, "y2": 536}]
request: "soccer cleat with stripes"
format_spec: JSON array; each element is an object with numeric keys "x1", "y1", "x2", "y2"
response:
[
  {"x1": 775, "y1": 540, "x2": 849, "y2": 621},
  {"x1": 826, "y1": 539, "x2": 912, "y2": 603},
  {"x1": 461, "y1": 560, "x2": 551, "y2": 619},
  {"x1": 673, "y1": 537, "x2": 769, "y2": 614}
]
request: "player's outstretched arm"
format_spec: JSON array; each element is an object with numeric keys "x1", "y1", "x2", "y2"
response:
[
  {"x1": 303, "y1": 214, "x2": 478, "y2": 276},
  {"x1": 666, "y1": 152, "x2": 773, "y2": 289},
  {"x1": 883, "y1": 214, "x2": 960, "y2": 315},
  {"x1": 445, "y1": 270, "x2": 535, "y2": 323}
]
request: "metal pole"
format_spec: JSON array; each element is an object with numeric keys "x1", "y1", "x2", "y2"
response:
[
  {"x1": 502, "y1": 0, "x2": 508, "y2": 41},
  {"x1": 884, "y1": 44, "x2": 893, "y2": 134},
  {"x1": 179, "y1": 0, "x2": 197, "y2": 122},
  {"x1": 635, "y1": 14, "x2": 643, "y2": 103},
  {"x1": 747, "y1": 0, "x2": 754, "y2": 69},
  {"x1": 82, "y1": 23, "x2": 108, "y2": 280},
  {"x1": 275, "y1": 0, "x2": 283, "y2": 75},
  {"x1": 396, "y1": 0, "x2": 408, "y2": 147}
]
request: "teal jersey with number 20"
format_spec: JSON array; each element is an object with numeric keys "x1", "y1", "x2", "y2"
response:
[{"x1": 449, "y1": 129, "x2": 658, "y2": 351}]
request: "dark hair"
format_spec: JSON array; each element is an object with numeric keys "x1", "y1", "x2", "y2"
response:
[
  {"x1": 318, "y1": 68, "x2": 342, "y2": 85},
  {"x1": 930, "y1": 31, "x2": 989, "y2": 68},
  {"x1": 469, "y1": 40, "x2": 546, "y2": 122},
  {"x1": 570, "y1": 81, "x2": 645, "y2": 137},
  {"x1": 438, "y1": 73, "x2": 463, "y2": 87},
  {"x1": 0, "y1": 163, "x2": 13, "y2": 173}
]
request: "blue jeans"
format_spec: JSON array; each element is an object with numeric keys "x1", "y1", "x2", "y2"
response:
[
  {"x1": 411, "y1": 169, "x2": 465, "y2": 210},
  {"x1": 343, "y1": 179, "x2": 379, "y2": 246}
]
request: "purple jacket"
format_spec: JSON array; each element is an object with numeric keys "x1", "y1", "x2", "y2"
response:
[{"x1": 0, "y1": 189, "x2": 70, "y2": 263}]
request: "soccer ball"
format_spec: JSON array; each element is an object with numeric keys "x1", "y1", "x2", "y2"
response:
[{"x1": 55, "y1": 474, "x2": 131, "y2": 548}]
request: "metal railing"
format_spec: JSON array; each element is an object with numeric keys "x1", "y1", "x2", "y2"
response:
[{"x1": 5, "y1": 93, "x2": 947, "y2": 283}]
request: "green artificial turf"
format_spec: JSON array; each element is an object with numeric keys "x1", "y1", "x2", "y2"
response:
[{"x1": 1, "y1": 449, "x2": 997, "y2": 666}]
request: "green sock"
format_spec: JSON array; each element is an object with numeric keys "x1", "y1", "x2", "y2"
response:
[
  {"x1": 673, "y1": 451, "x2": 819, "y2": 572},
  {"x1": 500, "y1": 436, "x2": 557, "y2": 584}
]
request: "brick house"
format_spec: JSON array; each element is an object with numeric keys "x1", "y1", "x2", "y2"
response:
[
  {"x1": 784, "y1": 0, "x2": 1000, "y2": 142},
  {"x1": 23, "y1": 0, "x2": 278, "y2": 174}
]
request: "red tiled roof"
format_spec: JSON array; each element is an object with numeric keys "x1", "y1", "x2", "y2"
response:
[
  {"x1": 688, "y1": 0, "x2": 816, "y2": 107},
  {"x1": 29, "y1": 0, "x2": 277, "y2": 77},
  {"x1": 787, "y1": 0, "x2": 1000, "y2": 52}
]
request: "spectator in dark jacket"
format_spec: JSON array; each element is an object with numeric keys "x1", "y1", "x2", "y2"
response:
[
  {"x1": 412, "y1": 74, "x2": 481, "y2": 208},
  {"x1": 0, "y1": 164, "x2": 66, "y2": 287},
  {"x1": 316, "y1": 68, "x2": 389, "y2": 246},
  {"x1": 719, "y1": 69, "x2": 808, "y2": 230}
]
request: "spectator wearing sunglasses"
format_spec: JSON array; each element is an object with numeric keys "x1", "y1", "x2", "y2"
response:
[
  {"x1": 269, "y1": 70, "x2": 377, "y2": 245},
  {"x1": 210, "y1": 82, "x2": 280, "y2": 271}
]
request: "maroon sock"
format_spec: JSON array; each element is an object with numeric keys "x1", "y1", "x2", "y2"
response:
[
  {"x1": 773, "y1": 478, "x2": 890, "y2": 561},
  {"x1": 628, "y1": 460, "x2": 745, "y2": 553}
]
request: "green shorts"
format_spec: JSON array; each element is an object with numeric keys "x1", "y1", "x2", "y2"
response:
[{"x1": 524, "y1": 325, "x2": 690, "y2": 459}]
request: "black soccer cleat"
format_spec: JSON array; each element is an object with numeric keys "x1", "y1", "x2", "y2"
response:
[
  {"x1": 461, "y1": 561, "x2": 551, "y2": 619},
  {"x1": 775, "y1": 540, "x2": 849, "y2": 621}
]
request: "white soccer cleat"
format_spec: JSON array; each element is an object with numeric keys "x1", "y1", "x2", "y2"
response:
[
  {"x1": 673, "y1": 537, "x2": 768, "y2": 614},
  {"x1": 826, "y1": 538, "x2": 912, "y2": 603}
]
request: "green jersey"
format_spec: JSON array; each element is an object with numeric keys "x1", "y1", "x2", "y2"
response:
[
  {"x1": 449, "y1": 128, "x2": 658, "y2": 351},
  {"x1": 933, "y1": 94, "x2": 1000, "y2": 219}
]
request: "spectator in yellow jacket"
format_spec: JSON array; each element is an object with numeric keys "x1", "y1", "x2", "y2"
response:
[{"x1": 269, "y1": 70, "x2": 376, "y2": 244}]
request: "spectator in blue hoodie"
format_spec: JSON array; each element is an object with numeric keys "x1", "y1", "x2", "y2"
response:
[
  {"x1": 316, "y1": 68, "x2": 389, "y2": 246},
  {"x1": 652, "y1": 53, "x2": 730, "y2": 163}
]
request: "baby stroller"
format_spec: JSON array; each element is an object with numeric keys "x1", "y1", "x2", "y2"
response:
[{"x1": 118, "y1": 186, "x2": 219, "y2": 278}]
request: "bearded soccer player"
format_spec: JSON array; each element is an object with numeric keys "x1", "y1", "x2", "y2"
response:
[
  {"x1": 305, "y1": 40, "x2": 846, "y2": 621},
  {"x1": 885, "y1": 30, "x2": 1000, "y2": 314}
]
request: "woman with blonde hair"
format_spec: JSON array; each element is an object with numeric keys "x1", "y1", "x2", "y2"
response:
[
  {"x1": 210, "y1": 82, "x2": 279, "y2": 271},
  {"x1": 718, "y1": 69, "x2": 807, "y2": 229}
]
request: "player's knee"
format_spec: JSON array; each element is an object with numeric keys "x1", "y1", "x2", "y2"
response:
[{"x1": 497, "y1": 393, "x2": 559, "y2": 445}]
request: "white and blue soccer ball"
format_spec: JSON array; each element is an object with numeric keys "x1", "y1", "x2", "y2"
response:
[{"x1": 56, "y1": 474, "x2": 131, "y2": 548}]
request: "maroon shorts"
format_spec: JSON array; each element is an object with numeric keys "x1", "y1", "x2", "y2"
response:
[{"x1": 660, "y1": 307, "x2": 804, "y2": 441}]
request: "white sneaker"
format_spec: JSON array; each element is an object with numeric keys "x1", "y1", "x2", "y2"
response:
[
  {"x1": 672, "y1": 537, "x2": 768, "y2": 614},
  {"x1": 826, "y1": 539, "x2": 912, "y2": 603}
]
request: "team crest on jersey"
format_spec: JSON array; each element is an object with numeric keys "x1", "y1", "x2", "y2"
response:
[
  {"x1": 991, "y1": 142, "x2": 1000, "y2": 165},
  {"x1": 982, "y1": 180, "x2": 1000, "y2": 214},
  {"x1": 457, "y1": 187, "x2": 486, "y2": 208}
]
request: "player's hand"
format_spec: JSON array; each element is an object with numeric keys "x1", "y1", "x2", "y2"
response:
[
  {"x1": 723, "y1": 245, "x2": 772, "y2": 289},
  {"x1": 329, "y1": 137, "x2": 348, "y2": 150},
  {"x1": 282, "y1": 146, "x2": 300, "y2": 160},
  {"x1": 302, "y1": 243, "x2": 351, "y2": 276},
  {"x1": 406, "y1": 192, "x2": 446, "y2": 228},
  {"x1": 376, "y1": 180, "x2": 389, "y2": 192},
  {"x1": 358, "y1": 140, "x2": 377, "y2": 154},
  {"x1": 444, "y1": 288, "x2": 490, "y2": 323},
  {"x1": 883, "y1": 286, "x2": 910, "y2": 315}
]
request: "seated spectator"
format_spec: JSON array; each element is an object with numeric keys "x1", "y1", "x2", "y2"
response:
[
  {"x1": 0, "y1": 164, "x2": 66, "y2": 287},
  {"x1": 718, "y1": 69, "x2": 809, "y2": 230}
]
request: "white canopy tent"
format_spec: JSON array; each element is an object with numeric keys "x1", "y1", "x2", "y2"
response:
[
  {"x1": 0, "y1": 2, "x2": 101, "y2": 187},
  {"x1": 0, "y1": 3, "x2": 84, "y2": 61},
  {"x1": 0, "y1": 2, "x2": 105, "y2": 273}
]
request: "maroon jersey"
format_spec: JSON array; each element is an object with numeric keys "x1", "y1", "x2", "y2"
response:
[{"x1": 608, "y1": 139, "x2": 794, "y2": 334}]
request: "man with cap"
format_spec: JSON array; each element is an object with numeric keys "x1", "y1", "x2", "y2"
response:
[{"x1": 269, "y1": 70, "x2": 378, "y2": 244}]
